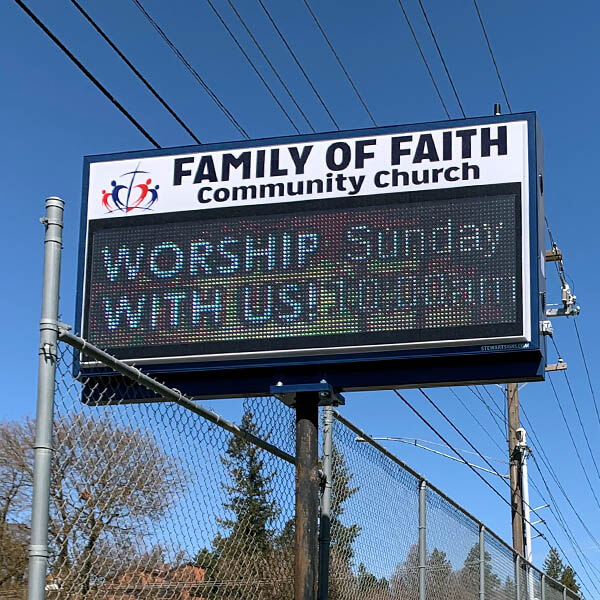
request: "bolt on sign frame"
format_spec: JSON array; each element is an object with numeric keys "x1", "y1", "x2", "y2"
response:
[{"x1": 76, "y1": 113, "x2": 546, "y2": 401}]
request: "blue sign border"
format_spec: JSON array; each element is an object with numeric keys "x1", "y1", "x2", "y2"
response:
[{"x1": 76, "y1": 112, "x2": 546, "y2": 399}]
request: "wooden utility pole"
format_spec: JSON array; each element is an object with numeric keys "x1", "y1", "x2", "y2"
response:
[{"x1": 507, "y1": 382, "x2": 525, "y2": 555}]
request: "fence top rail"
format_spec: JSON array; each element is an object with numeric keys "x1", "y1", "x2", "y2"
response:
[
  {"x1": 332, "y1": 409, "x2": 580, "y2": 600},
  {"x1": 58, "y1": 328, "x2": 295, "y2": 466}
]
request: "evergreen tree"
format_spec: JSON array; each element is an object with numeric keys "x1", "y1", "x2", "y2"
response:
[
  {"x1": 357, "y1": 563, "x2": 391, "y2": 599},
  {"x1": 208, "y1": 410, "x2": 282, "y2": 599},
  {"x1": 391, "y1": 543, "x2": 420, "y2": 600},
  {"x1": 560, "y1": 566, "x2": 580, "y2": 594},
  {"x1": 217, "y1": 410, "x2": 279, "y2": 553},
  {"x1": 328, "y1": 443, "x2": 360, "y2": 600},
  {"x1": 426, "y1": 548, "x2": 454, "y2": 600},
  {"x1": 456, "y1": 542, "x2": 501, "y2": 600},
  {"x1": 544, "y1": 547, "x2": 565, "y2": 580}
]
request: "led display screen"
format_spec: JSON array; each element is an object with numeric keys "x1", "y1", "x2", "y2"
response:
[{"x1": 82, "y1": 184, "x2": 523, "y2": 361}]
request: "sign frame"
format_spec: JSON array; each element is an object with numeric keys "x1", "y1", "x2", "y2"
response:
[{"x1": 75, "y1": 112, "x2": 546, "y2": 399}]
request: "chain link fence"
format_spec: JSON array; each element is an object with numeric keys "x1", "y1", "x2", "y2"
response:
[{"x1": 2, "y1": 336, "x2": 580, "y2": 600}]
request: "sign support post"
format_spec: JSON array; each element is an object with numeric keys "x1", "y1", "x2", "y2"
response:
[
  {"x1": 295, "y1": 391, "x2": 320, "y2": 600},
  {"x1": 273, "y1": 383, "x2": 343, "y2": 600}
]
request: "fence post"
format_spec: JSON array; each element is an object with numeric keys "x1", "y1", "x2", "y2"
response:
[
  {"x1": 563, "y1": 586, "x2": 567, "y2": 600},
  {"x1": 28, "y1": 197, "x2": 64, "y2": 600},
  {"x1": 479, "y1": 525, "x2": 485, "y2": 600},
  {"x1": 318, "y1": 405, "x2": 334, "y2": 600},
  {"x1": 541, "y1": 574, "x2": 546, "y2": 600},
  {"x1": 516, "y1": 555, "x2": 521, "y2": 600},
  {"x1": 419, "y1": 480, "x2": 427, "y2": 600}
]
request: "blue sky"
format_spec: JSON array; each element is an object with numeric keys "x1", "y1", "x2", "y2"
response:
[{"x1": 2, "y1": 0, "x2": 600, "y2": 594}]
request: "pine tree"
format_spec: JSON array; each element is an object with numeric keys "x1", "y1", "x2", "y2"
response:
[
  {"x1": 456, "y1": 542, "x2": 501, "y2": 600},
  {"x1": 426, "y1": 548, "x2": 454, "y2": 600},
  {"x1": 328, "y1": 443, "x2": 360, "y2": 600},
  {"x1": 544, "y1": 547, "x2": 565, "y2": 580},
  {"x1": 210, "y1": 410, "x2": 282, "y2": 599},
  {"x1": 217, "y1": 410, "x2": 279, "y2": 553},
  {"x1": 560, "y1": 566, "x2": 580, "y2": 594}
]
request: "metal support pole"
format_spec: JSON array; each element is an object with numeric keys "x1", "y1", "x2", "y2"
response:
[
  {"x1": 516, "y1": 555, "x2": 521, "y2": 600},
  {"x1": 541, "y1": 574, "x2": 546, "y2": 600},
  {"x1": 295, "y1": 392, "x2": 320, "y2": 600},
  {"x1": 563, "y1": 586, "x2": 567, "y2": 600},
  {"x1": 318, "y1": 405, "x2": 334, "y2": 600},
  {"x1": 479, "y1": 525, "x2": 486, "y2": 600},
  {"x1": 419, "y1": 480, "x2": 427, "y2": 600},
  {"x1": 28, "y1": 197, "x2": 64, "y2": 600}
]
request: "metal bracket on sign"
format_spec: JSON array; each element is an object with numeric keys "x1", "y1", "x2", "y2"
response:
[{"x1": 270, "y1": 381, "x2": 345, "y2": 408}]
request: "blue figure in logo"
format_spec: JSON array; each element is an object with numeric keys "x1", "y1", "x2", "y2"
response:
[{"x1": 110, "y1": 180, "x2": 127, "y2": 211}]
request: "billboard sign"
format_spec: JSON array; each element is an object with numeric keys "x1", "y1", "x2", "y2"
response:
[{"x1": 77, "y1": 113, "x2": 546, "y2": 397}]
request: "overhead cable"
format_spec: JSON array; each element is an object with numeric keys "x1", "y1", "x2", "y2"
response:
[
  {"x1": 397, "y1": 388, "x2": 588, "y2": 586},
  {"x1": 256, "y1": 0, "x2": 340, "y2": 130},
  {"x1": 521, "y1": 404, "x2": 600, "y2": 555},
  {"x1": 393, "y1": 389, "x2": 546, "y2": 540},
  {"x1": 467, "y1": 386, "x2": 506, "y2": 440},
  {"x1": 527, "y1": 468, "x2": 600, "y2": 596},
  {"x1": 204, "y1": 0, "x2": 301, "y2": 134},
  {"x1": 449, "y1": 388, "x2": 505, "y2": 454},
  {"x1": 393, "y1": 0, "x2": 451, "y2": 119},
  {"x1": 130, "y1": 0, "x2": 249, "y2": 139},
  {"x1": 573, "y1": 319, "x2": 600, "y2": 428},
  {"x1": 550, "y1": 337, "x2": 600, "y2": 481},
  {"x1": 13, "y1": 0, "x2": 160, "y2": 148},
  {"x1": 302, "y1": 0, "x2": 377, "y2": 126},
  {"x1": 415, "y1": 0, "x2": 466, "y2": 117},
  {"x1": 528, "y1": 453, "x2": 600, "y2": 592},
  {"x1": 547, "y1": 375, "x2": 600, "y2": 510},
  {"x1": 68, "y1": 0, "x2": 201, "y2": 144},
  {"x1": 472, "y1": 0, "x2": 512, "y2": 112},
  {"x1": 225, "y1": 0, "x2": 316, "y2": 132}
]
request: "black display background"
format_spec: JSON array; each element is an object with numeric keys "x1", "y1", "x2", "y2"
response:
[{"x1": 83, "y1": 183, "x2": 523, "y2": 360}]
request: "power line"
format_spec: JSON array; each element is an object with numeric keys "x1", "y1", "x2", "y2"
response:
[
  {"x1": 449, "y1": 388, "x2": 505, "y2": 454},
  {"x1": 393, "y1": 0, "x2": 450, "y2": 119},
  {"x1": 528, "y1": 453, "x2": 600, "y2": 593},
  {"x1": 130, "y1": 0, "x2": 249, "y2": 139},
  {"x1": 472, "y1": 0, "x2": 512, "y2": 112},
  {"x1": 13, "y1": 0, "x2": 160, "y2": 148},
  {"x1": 550, "y1": 337, "x2": 600, "y2": 481},
  {"x1": 546, "y1": 375, "x2": 600, "y2": 510},
  {"x1": 521, "y1": 404, "x2": 600, "y2": 556},
  {"x1": 256, "y1": 0, "x2": 340, "y2": 130},
  {"x1": 393, "y1": 389, "x2": 547, "y2": 540},
  {"x1": 68, "y1": 0, "x2": 201, "y2": 144},
  {"x1": 572, "y1": 319, "x2": 600, "y2": 428},
  {"x1": 414, "y1": 0, "x2": 465, "y2": 117},
  {"x1": 204, "y1": 0, "x2": 301, "y2": 134},
  {"x1": 467, "y1": 386, "x2": 506, "y2": 441},
  {"x1": 225, "y1": 0, "x2": 316, "y2": 132},
  {"x1": 397, "y1": 388, "x2": 590, "y2": 590},
  {"x1": 301, "y1": 0, "x2": 377, "y2": 126}
]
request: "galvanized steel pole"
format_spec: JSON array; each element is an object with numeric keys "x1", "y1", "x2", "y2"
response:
[
  {"x1": 295, "y1": 392, "x2": 320, "y2": 600},
  {"x1": 419, "y1": 480, "x2": 427, "y2": 600},
  {"x1": 318, "y1": 405, "x2": 333, "y2": 600},
  {"x1": 479, "y1": 525, "x2": 486, "y2": 600},
  {"x1": 28, "y1": 197, "x2": 64, "y2": 600},
  {"x1": 515, "y1": 554, "x2": 521, "y2": 600},
  {"x1": 541, "y1": 574, "x2": 546, "y2": 600}
]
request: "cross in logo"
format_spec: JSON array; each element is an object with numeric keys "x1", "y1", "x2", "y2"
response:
[{"x1": 101, "y1": 162, "x2": 160, "y2": 213}]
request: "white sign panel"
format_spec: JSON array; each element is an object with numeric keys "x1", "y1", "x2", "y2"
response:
[{"x1": 87, "y1": 122, "x2": 528, "y2": 220}]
